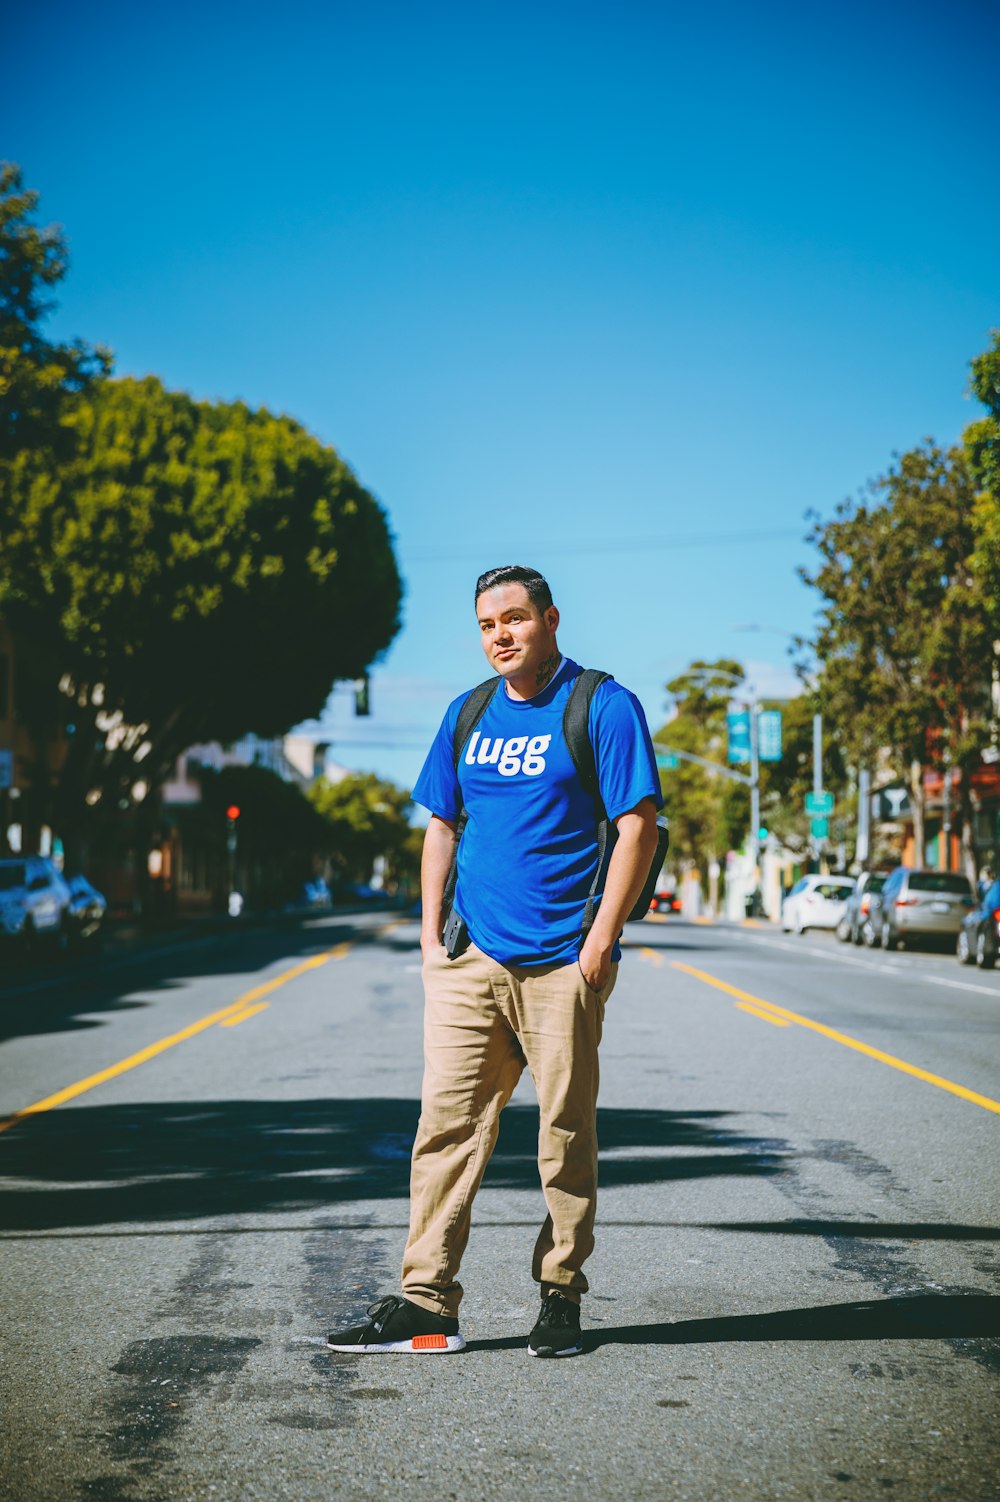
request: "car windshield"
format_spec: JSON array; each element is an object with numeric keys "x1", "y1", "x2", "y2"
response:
[
  {"x1": 0, "y1": 863, "x2": 27, "y2": 891},
  {"x1": 815, "y1": 882, "x2": 854, "y2": 900},
  {"x1": 908, "y1": 872, "x2": 972, "y2": 895}
]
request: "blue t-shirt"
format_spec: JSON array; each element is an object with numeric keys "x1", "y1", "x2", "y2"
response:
[{"x1": 413, "y1": 658, "x2": 662, "y2": 966}]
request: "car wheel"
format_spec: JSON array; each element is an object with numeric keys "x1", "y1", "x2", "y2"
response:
[
  {"x1": 958, "y1": 929, "x2": 975, "y2": 966},
  {"x1": 976, "y1": 932, "x2": 996, "y2": 970}
]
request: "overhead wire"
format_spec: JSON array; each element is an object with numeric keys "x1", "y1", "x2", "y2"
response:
[{"x1": 403, "y1": 526, "x2": 802, "y2": 561}]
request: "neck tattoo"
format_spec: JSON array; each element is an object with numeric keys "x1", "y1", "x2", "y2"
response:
[{"x1": 535, "y1": 652, "x2": 560, "y2": 689}]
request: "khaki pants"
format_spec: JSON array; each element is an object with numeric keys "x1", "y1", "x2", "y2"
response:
[{"x1": 402, "y1": 940, "x2": 617, "y2": 1317}]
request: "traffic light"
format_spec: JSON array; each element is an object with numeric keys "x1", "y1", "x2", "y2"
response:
[
  {"x1": 226, "y1": 804, "x2": 240, "y2": 855},
  {"x1": 757, "y1": 825, "x2": 769, "y2": 842}
]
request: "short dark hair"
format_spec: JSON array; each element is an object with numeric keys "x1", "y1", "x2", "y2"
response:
[{"x1": 475, "y1": 565, "x2": 553, "y2": 612}]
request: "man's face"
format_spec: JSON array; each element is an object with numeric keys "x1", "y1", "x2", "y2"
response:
[{"x1": 476, "y1": 583, "x2": 559, "y2": 684}]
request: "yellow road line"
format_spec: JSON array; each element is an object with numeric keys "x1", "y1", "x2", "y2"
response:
[
  {"x1": 735, "y1": 1000, "x2": 791, "y2": 1027},
  {"x1": 640, "y1": 946, "x2": 664, "y2": 968},
  {"x1": 672, "y1": 961, "x2": 1000, "y2": 1116},
  {"x1": 0, "y1": 940, "x2": 355, "y2": 1136},
  {"x1": 221, "y1": 1002, "x2": 270, "y2": 1027}
]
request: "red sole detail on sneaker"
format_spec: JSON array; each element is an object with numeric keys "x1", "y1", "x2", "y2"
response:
[{"x1": 411, "y1": 1334, "x2": 450, "y2": 1350}]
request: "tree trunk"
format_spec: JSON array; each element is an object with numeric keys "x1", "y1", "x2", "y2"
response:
[
  {"x1": 908, "y1": 759, "x2": 926, "y2": 864},
  {"x1": 956, "y1": 767, "x2": 979, "y2": 886}
]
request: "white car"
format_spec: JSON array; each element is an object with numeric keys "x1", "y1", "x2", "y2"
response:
[{"x1": 781, "y1": 875, "x2": 856, "y2": 934}]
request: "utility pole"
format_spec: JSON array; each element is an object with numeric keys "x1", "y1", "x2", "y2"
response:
[
  {"x1": 749, "y1": 690, "x2": 761, "y2": 903},
  {"x1": 812, "y1": 713, "x2": 823, "y2": 866},
  {"x1": 856, "y1": 767, "x2": 870, "y2": 866}
]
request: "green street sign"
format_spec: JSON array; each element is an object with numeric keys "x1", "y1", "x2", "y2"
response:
[
  {"x1": 805, "y1": 791, "x2": 834, "y2": 816},
  {"x1": 810, "y1": 816, "x2": 830, "y2": 838},
  {"x1": 656, "y1": 752, "x2": 679, "y2": 769}
]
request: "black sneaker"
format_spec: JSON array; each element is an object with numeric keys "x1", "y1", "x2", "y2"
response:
[
  {"x1": 527, "y1": 1290, "x2": 583, "y2": 1357},
  {"x1": 327, "y1": 1295, "x2": 465, "y2": 1354}
]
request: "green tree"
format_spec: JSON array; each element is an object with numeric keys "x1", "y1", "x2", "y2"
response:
[
  {"x1": 968, "y1": 330, "x2": 1000, "y2": 636},
  {"x1": 756, "y1": 692, "x2": 848, "y2": 858},
  {"x1": 967, "y1": 330, "x2": 1000, "y2": 498},
  {"x1": 210, "y1": 762, "x2": 332, "y2": 908},
  {"x1": 801, "y1": 442, "x2": 990, "y2": 874},
  {"x1": 0, "y1": 162, "x2": 109, "y2": 475},
  {"x1": 656, "y1": 660, "x2": 747, "y2": 880},
  {"x1": 2, "y1": 374, "x2": 403, "y2": 857},
  {"x1": 310, "y1": 772, "x2": 418, "y2": 889}
]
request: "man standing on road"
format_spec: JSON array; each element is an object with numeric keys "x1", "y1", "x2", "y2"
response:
[{"x1": 327, "y1": 565, "x2": 662, "y2": 1357}]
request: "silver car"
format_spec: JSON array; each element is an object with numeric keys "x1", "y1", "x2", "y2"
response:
[
  {"x1": 837, "y1": 870, "x2": 889, "y2": 946},
  {"x1": 873, "y1": 867, "x2": 975, "y2": 950}
]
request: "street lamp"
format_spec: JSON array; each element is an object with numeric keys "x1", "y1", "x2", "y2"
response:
[{"x1": 683, "y1": 666, "x2": 762, "y2": 902}]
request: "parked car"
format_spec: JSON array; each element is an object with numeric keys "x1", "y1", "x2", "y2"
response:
[
  {"x1": 957, "y1": 877, "x2": 1000, "y2": 969},
  {"x1": 838, "y1": 871, "x2": 889, "y2": 946},
  {"x1": 284, "y1": 878, "x2": 333, "y2": 913},
  {"x1": 873, "y1": 867, "x2": 975, "y2": 951},
  {"x1": 648, "y1": 888, "x2": 681, "y2": 915},
  {"x1": 0, "y1": 856, "x2": 72, "y2": 950},
  {"x1": 64, "y1": 873, "x2": 108, "y2": 946},
  {"x1": 781, "y1": 875, "x2": 856, "y2": 934}
]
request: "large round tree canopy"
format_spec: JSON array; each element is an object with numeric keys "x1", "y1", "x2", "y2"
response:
[{"x1": 2, "y1": 373, "x2": 403, "y2": 743}]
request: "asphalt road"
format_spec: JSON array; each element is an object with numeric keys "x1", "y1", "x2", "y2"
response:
[{"x1": 0, "y1": 913, "x2": 998, "y2": 1502}]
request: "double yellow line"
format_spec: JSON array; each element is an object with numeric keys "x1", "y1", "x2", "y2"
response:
[
  {"x1": 672, "y1": 960, "x2": 1000, "y2": 1116},
  {"x1": 0, "y1": 941, "x2": 355, "y2": 1137}
]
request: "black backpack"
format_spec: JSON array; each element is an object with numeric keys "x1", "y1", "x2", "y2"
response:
[{"x1": 444, "y1": 667, "x2": 669, "y2": 935}]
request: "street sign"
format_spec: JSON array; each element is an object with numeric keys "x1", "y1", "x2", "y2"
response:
[
  {"x1": 805, "y1": 790, "x2": 834, "y2": 816},
  {"x1": 758, "y1": 710, "x2": 783, "y2": 762},
  {"x1": 727, "y1": 712, "x2": 751, "y2": 764},
  {"x1": 871, "y1": 784, "x2": 910, "y2": 820},
  {"x1": 810, "y1": 816, "x2": 830, "y2": 838},
  {"x1": 656, "y1": 752, "x2": 679, "y2": 769}
]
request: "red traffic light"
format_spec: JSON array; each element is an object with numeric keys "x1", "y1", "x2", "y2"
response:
[{"x1": 226, "y1": 805, "x2": 241, "y2": 821}]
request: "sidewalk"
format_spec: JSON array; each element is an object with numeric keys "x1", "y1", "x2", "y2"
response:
[{"x1": 0, "y1": 899, "x2": 408, "y2": 1001}]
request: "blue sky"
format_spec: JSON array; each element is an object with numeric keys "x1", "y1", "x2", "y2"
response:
[{"x1": 6, "y1": 0, "x2": 999, "y2": 792}]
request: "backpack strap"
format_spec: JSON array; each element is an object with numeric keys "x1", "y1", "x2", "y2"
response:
[
  {"x1": 563, "y1": 669, "x2": 614, "y2": 934},
  {"x1": 442, "y1": 676, "x2": 502, "y2": 910},
  {"x1": 562, "y1": 668, "x2": 612, "y2": 810},
  {"x1": 453, "y1": 677, "x2": 502, "y2": 770}
]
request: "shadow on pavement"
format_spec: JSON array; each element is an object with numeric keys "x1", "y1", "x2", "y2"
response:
[
  {"x1": 0, "y1": 1100, "x2": 788, "y2": 1232},
  {"x1": 465, "y1": 1293, "x2": 1000, "y2": 1352},
  {"x1": 0, "y1": 915, "x2": 412, "y2": 1046},
  {"x1": 698, "y1": 1219, "x2": 1000, "y2": 1241}
]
